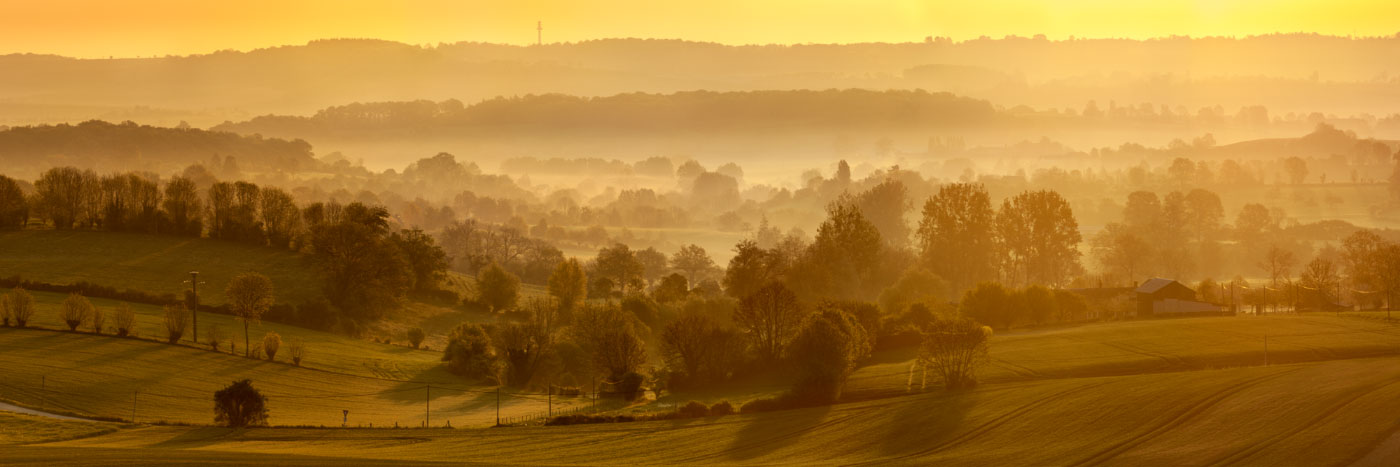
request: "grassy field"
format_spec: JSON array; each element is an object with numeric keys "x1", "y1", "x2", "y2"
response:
[
  {"x1": 5, "y1": 355, "x2": 1400, "y2": 465},
  {"x1": 0, "y1": 230, "x2": 321, "y2": 306},
  {"x1": 0, "y1": 412, "x2": 119, "y2": 445}
]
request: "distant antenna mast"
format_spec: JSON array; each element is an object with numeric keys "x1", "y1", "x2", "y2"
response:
[{"x1": 537, "y1": 21, "x2": 543, "y2": 46}]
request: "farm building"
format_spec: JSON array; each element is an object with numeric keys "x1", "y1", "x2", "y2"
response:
[{"x1": 1135, "y1": 278, "x2": 1228, "y2": 317}]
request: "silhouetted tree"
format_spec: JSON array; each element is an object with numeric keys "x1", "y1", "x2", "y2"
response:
[
  {"x1": 960, "y1": 282, "x2": 1014, "y2": 331},
  {"x1": 59, "y1": 293, "x2": 93, "y2": 331},
  {"x1": 390, "y1": 228, "x2": 450, "y2": 291},
  {"x1": 213, "y1": 379, "x2": 268, "y2": 427},
  {"x1": 855, "y1": 177, "x2": 910, "y2": 247},
  {"x1": 723, "y1": 240, "x2": 782, "y2": 299},
  {"x1": 996, "y1": 190, "x2": 1081, "y2": 287},
  {"x1": 161, "y1": 175, "x2": 202, "y2": 236},
  {"x1": 789, "y1": 306, "x2": 867, "y2": 403},
  {"x1": 670, "y1": 244, "x2": 714, "y2": 285},
  {"x1": 635, "y1": 247, "x2": 669, "y2": 287},
  {"x1": 227, "y1": 272, "x2": 274, "y2": 357},
  {"x1": 442, "y1": 323, "x2": 500, "y2": 380},
  {"x1": 595, "y1": 244, "x2": 644, "y2": 297},
  {"x1": 734, "y1": 281, "x2": 806, "y2": 362},
  {"x1": 653, "y1": 273, "x2": 690, "y2": 303},
  {"x1": 918, "y1": 313, "x2": 990, "y2": 390},
  {"x1": 0, "y1": 175, "x2": 28, "y2": 228},
  {"x1": 548, "y1": 258, "x2": 588, "y2": 319}
]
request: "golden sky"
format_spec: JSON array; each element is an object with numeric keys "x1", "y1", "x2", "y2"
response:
[{"x1": 3, "y1": 0, "x2": 1398, "y2": 58}]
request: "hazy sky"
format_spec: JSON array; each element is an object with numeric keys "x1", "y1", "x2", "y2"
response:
[{"x1": 4, "y1": 0, "x2": 1398, "y2": 58}]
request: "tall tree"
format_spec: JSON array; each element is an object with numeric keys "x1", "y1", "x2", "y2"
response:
[
  {"x1": 226, "y1": 272, "x2": 274, "y2": 357},
  {"x1": 916, "y1": 183, "x2": 996, "y2": 295},
  {"x1": 547, "y1": 258, "x2": 588, "y2": 318},
  {"x1": 996, "y1": 190, "x2": 1082, "y2": 287},
  {"x1": 733, "y1": 281, "x2": 806, "y2": 363},
  {"x1": 259, "y1": 187, "x2": 300, "y2": 248},
  {"x1": 389, "y1": 228, "x2": 450, "y2": 291},
  {"x1": 0, "y1": 175, "x2": 27, "y2": 228},
  {"x1": 1090, "y1": 223, "x2": 1151, "y2": 287},
  {"x1": 161, "y1": 175, "x2": 202, "y2": 236},
  {"x1": 854, "y1": 178, "x2": 910, "y2": 248},
  {"x1": 476, "y1": 261, "x2": 520, "y2": 312},
  {"x1": 635, "y1": 247, "x2": 669, "y2": 287},
  {"x1": 798, "y1": 197, "x2": 883, "y2": 300},
  {"x1": 34, "y1": 167, "x2": 92, "y2": 229},
  {"x1": 595, "y1": 244, "x2": 644, "y2": 297},
  {"x1": 670, "y1": 244, "x2": 715, "y2": 285},
  {"x1": 1257, "y1": 245, "x2": 1297, "y2": 288},
  {"x1": 723, "y1": 239, "x2": 782, "y2": 299}
]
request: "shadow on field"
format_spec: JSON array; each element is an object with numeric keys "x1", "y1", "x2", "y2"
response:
[
  {"x1": 723, "y1": 405, "x2": 831, "y2": 461},
  {"x1": 876, "y1": 389, "x2": 973, "y2": 458},
  {"x1": 149, "y1": 426, "x2": 245, "y2": 449}
]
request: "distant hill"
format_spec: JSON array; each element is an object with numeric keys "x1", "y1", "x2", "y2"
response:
[
  {"x1": 0, "y1": 120, "x2": 317, "y2": 177},
  {"x1": 3, "y1": 35, "x2": 1400, "y2": 127}
]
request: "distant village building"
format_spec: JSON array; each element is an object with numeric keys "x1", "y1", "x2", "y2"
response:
[{"x1": 1135, "y1": 278, "x2": 1228, "y2": 317}]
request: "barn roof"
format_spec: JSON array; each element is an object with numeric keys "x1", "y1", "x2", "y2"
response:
[{"x1": 1136, "y1": 278, "x2": 1186, "y2": 294}]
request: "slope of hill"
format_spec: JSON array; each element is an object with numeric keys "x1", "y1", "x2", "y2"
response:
[
  {"x1": 0, "y1": 230, "x2": 320, "y2": 307},
  {"x1": 8, "y1": 353, "x2": 1400, "y2": 465}
]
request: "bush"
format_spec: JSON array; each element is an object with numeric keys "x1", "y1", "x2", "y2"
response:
[
  {"x1": 709, "y1": 401, "x2": 735, "y2": 416},
  {"x1": 250, "y1": 345, "x2": 263, "y2": 360},
  {"x1": 213, "y1": 379, "x2": 268, "y2": 427},
  {"x1": 918, "y1": 313, "x2": 991, "y2": 390},
  {"x1": 263, "y1": 331, "x2": 282, "y2": 361},
  {"x1": 4, "y1": 287, "x2": 35, "y2": 327},
  {"x1": 614, "y1": 371, "x2": 645, "y2": 401},
  {"x1": 113, "y1": 304, "x2": 136, "y2": 337},
  {"x1": 206, "y1": 324, "x2": 225, "y2": 350},
  {"x1": 788, "y1": 307, "x2": 867, "y2": 404},
  {"x1": 288, "y1": 338, "x2": 306, "y2": 366},
  {"x1": 91, "y1": 306, "x2": 106, "y2": 334},
  {"x1": 60, "y1": 293, "x2": 94, "y2": 331},
  {"x1": 163, "y1": 303, "x2": 189, "y2": 344},
  {"x1": 678, "y1": 400, "x2": 710, "y2": 418},
  {"x1": 407, "y1": 328, "x2": 426, "y2": 349},
  {"x1": 545, "y1": 414, "x2": 636, "y2": 426},
  {"x1": 442, "y1": 323, "x2": 500, "y2": 380}
]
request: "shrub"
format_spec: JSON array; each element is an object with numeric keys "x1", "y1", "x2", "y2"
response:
[
  {"x1": 442, "y1": 323, "x2": 500, "y2": 380},
  {"x1": 263, "y1": 331, "x2": 282, "y2": 361},
  {"x1": 678, "y1": 400, "x2": 710, "y2": 418},
  {"x1": 740, "y1": 395, "x2": 799, "y2": 414},
  {"x1": 60, "y1": 293, "x2": 94, "y2": 331},
  {"x1": 91, "y1": 306, "x2": 106, "y2": 334},
  {"x1": 709, "y1": 401, "x2": 735, "y2": 416},
  {"x1": 545, "y1": 414, "x2": 637, "y2": 426},
  {"x1": 788, "y1": 307, "x2": 866, "y2": 404},
  {"x1": 288, "y1": 338, "x2": 306, "y2": 366},
  {"x1": 163, "y1": 303, "x2": 189, "y2": 344},
  {"x1": 5, "y1": 287, "x2": 34, "y2": 327},
  {"x1": 615, "y1": 371, "x2": 645, "y2": 401},
  {"x1": 918, "y1": 313, "x2": 991, "y2": 390},
  {"x1": 407, "y1": 328, "x2": 426, "y2": 349},
  {"x1": 113, "y1": 304, "x2": 136, "y2": 337},
  {"x1": 206, "y1": 324, "x2": 225, "y2": 350},
  {"x1": 213, "y1": 379, "x2": 268, "y2": 427},
  {"x1": 250, "y1": 345, "x2": 264, "y2": 360}
]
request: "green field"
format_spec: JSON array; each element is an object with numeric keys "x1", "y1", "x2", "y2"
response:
[{"x1": 0, "y1": 230, "x2": 321, "y2": 306}]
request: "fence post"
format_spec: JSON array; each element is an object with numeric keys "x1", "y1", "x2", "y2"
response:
[{"x1": 495, "y1": 387, "x2": 500, "y2": 426}]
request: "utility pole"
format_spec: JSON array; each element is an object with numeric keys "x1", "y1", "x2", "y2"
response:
[
  {"x1": 1264, "y1": 334, "x2": 1269, "y2": 366},
  {"x1": 495, "y1": 387, "x2": 500, "y2": 426},
  {"x1": 40, "y1": 376, "x2": 45, "y2": 413},
  {"x1": 132, "y1": 391, "x2": 138, "y2": 423},
  {"x1": 537, "y1": 21, "x2": 542, "y2": 46},
  {"x1": 425, "y1": 385, "x2": 431, "y2": 428},
  {"x1": 548, "y1": 385, "x2": 552, "y2": 417},
  {"x1": 184, "y1": 271, "x2": 204, "y2": 343}
]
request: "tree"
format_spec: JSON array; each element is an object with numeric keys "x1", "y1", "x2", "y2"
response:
[
  {"x1": 917, "y1": 183, "x2": 996, "y2": 294},
  {"x1": 213, "y1": 379, "x2": 269, "y2": 427},
  {"x1": 1257, "y1": 245, "x2": 1297, "y2": 288},
  {"x1": 59, "y1": 293, "x2": 93, "y2": 331},
  {"x1": 661, "y1": 310, "x2": 741, "y2": 385},
  {"x1": 259, "y1": 187, "x2": 300, "y2": 249},
  {"x1": 877, "y1": 267, "x2": 948, "y2": 318},
  {"x1": 547, "y1": 258, "x2": 588, "y2": 318},
  {"x1": 1342, "y1": 230, "x2": 1386, "y2": 292},
  {"x1": 917, "y1": 313, "x2": 990, "y2": 390},
  {"x1": 306, "y1": 207, "x2": 413, "y2": 323},
  {"x1": 161, "y1": 175, "x2": 202, "y2": 236},
  {"x1": 407, "y1": 328, "x2": 426, "y2": 349},
  {"x1": 1283, "y1": 157, "x2": 1309, "y2": 185},
  {"x1": 4, "y1": 288, "x2": 34, "y2": 327},
  {"x1": 734, "y1": 281, "x2": 806, "y2": 363},
  {"x1": 855, "y1": 178, "x2": 911, "y2": 247},
  {"x1": 163, "y1": 303, "x2": 190, "y2": 344},
  {"x1": 0, "y1": 174, "x2": 27, "y2": 228},
  {"x1": 227, "y1": 272, "x2": 275, "y2": 357},
  {"x1": 635, "y1": 247, "x2": 669, "y2": 287},
  {"x1": 1122, "y1": 191, "x2": 1163, "y2": 233},
  {"x1": 389, "y1": 228, "x2": 450, "y2": 291},
  {"x1": 492, "y1": 298, "x2": 560, "y2": 387},
  {"x1": 723, "y1": 239, "x2": 781, "y2": 299},
  {"x1": 1235, "y1": 203, "x2": 1274, "y2": 236},
  {"x1": 570, "y1": 305, "x2": 646, "y2": 380},
  {"x1": 595, "y1": 244, "x2": 644, "y2": 297},
  {"x1": 476, "y1": 261, "x2": 520, "y2": 312},
  {"x1": 442, "y1": 323, "x2": 500, "y2": 380},
  {"x1": 34, "y1": 166, "x2": 94, "y2": 229},
  {"x1": 996, "y1": 190, "x2": 1082, "y2": 287},
  {"x1": 670, "y1": 244, "x2": 715, "y2": 285},
  {"x1": 1299, "y1": 257, "x2": 1341, "y2": 309},
  {"x1": 960, "y1": 282, "x2": 1014, "y2": 331},
  {"x1": 1183, "y1": 189, "x2": 1224, "y2": 242},
  {"x1": 1090, "y1": 223, "x2": 1151, "y2": 286},
  {"x1": 797, "y1": 197, "x2": 883, "y2": 300},
  {"x1": 288, "y1": 338, "x2": 306, "y2": 366},
  {"x1": 653, "y1": 273, "x2": 690, "y2": 303}
]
